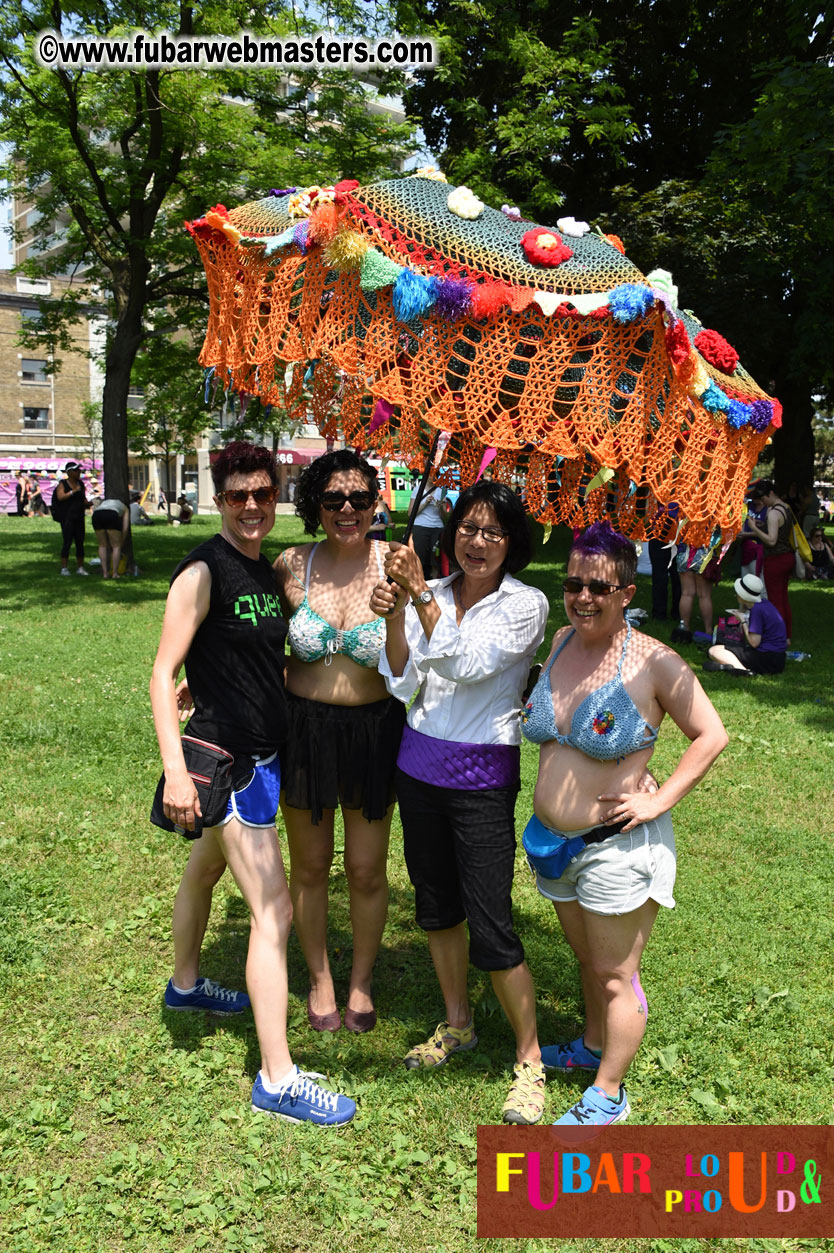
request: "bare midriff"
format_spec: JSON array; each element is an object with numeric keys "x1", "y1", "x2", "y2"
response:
[
  {"x1": 285, "y1": 652, "x2": 390, "y2": 706},
  {"x1": 533, "y1": 739, "x2": 657, "y2": 832}
]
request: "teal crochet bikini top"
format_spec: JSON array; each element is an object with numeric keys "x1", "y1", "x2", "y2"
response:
[
  {"x1": 521, "y1": 623, "x2": 659, "y2": 759},
  {"x1": 284, "y1": 542, "x2": 386, "y2": 669}
]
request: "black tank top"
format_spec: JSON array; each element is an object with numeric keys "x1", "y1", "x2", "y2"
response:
[{"x1": 173, "y1": 534, "x2": 288, "y2": 755}]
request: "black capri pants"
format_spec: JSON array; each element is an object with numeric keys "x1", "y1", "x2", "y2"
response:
[
  {"x1": 60, "y1": 515, "x2": 85, "y2": 562},
  {"x1": 395, "y1": 768, "x2": 524, "y2": 972}
]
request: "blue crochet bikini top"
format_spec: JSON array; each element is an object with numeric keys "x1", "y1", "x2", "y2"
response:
[
  {"x1": 284, "y1": 542, "x2": 386, "y2": 669},
  {"x1": 521, "y1": 623, "x2": 659, "y2": 760}
]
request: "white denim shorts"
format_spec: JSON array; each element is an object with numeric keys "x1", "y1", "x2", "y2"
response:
[{"x1": 534, "y1": 810, "x2": 676, "y2": 916}]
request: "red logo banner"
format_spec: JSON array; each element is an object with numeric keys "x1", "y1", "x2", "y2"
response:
[{"x1": 477, "y1": 1125, "x2": 833, "y2": 1238}]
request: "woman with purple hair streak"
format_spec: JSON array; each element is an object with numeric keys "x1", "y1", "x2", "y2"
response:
[{"x1": 521, "y1": 521, "x2": 728, "y2": 1127}]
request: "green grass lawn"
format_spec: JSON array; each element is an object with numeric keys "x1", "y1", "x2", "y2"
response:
[{"x1": 1, "y1": 512, "x2": 832, "y2": 1253}]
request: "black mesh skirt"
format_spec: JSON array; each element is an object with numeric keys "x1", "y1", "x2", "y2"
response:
[{"x1": 281, "y1": 692, "x2": 406, "y2": 825}]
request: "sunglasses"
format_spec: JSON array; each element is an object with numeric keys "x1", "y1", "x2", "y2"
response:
[
  {"x1": 219, "y1": 486, "x2": 278, "y2": 508},
  {"x1": 321, "y1": 491, "x2": 375, "y2": 512},
  {"x1": 562, "y1": 577, "x2": 629, "y2": 597}
]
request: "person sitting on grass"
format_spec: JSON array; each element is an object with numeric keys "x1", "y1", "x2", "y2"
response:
[
  {"x1": 705, "y1": 574, "x2": 787, "y2": 675},
  {"x1": 803, "y1": 527, "x2": 834, "y2": 580},
  {"x1": 522, "y1": 521, "x2": 727, "y2": 1127},
  {"x1": 150, "y1": 440, "x2": 354, "y2": 1126}
]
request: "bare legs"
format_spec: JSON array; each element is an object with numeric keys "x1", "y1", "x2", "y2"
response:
[
  {"x1": 281, "y1": 800, "x2": 393, "y2": 1016},
  {"x1": 424, "y1": 923, "x2": 541, "y2": 1064},
  {"x1": 171, "y1": 831, "x2": 227, "y2": 989},
  {"x1": 679, "y1": 570, "x2": 713, "y2": 633},
  {"x1": 171, "y1": 819, "x2": 294, "y2": 1081},
  {"x1": 553, "y1": 897, "x2": 659, "y2": 1098},
  {"x1": 96, "y1": 526, "x2": 124, "y2": 578}
]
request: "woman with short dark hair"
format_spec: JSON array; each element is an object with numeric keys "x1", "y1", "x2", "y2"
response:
[
  {"x1": 275, "y1": 449, "x2": 406, "y2": 1035},
  {"x1": 150, "y1": 441, "x2": 354, "y2": 1125},
  {"x1": 371, "y1": 481, "x2": 549, "y2": 1125}
]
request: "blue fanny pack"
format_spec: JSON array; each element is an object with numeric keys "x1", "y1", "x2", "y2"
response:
[{"x1": 521, "y1": 813, "x2": 625, "y2": 880}]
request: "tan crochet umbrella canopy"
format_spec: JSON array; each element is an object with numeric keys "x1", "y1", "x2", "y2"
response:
[{"x1": 187, "y1": 172, "x2": 780, "y2": 545}]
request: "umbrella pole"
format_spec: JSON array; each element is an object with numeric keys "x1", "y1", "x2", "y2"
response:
[
  {"x1": 384, "y1": 429, "x2": 441, "y2": 605},
  {"x1": 401, "y1": 429, "x2": 441, "y2": 546}
]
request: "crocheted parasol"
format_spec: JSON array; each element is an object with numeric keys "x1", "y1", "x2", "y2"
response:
[{"x1": 187, "y1": 172, "x2": 780, "y2": 545}]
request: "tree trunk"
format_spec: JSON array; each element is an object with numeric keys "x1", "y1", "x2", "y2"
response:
[
  {"x1": 101, "y1": 313, "x2": 143, "y2": 566},
  {"x1": 771, "y1": 374, "x2": 815, "y2": 493}
]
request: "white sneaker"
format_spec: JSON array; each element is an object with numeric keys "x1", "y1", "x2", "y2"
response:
[
  {"x1": 59, "y1": 568, "x2": 71, "y2": 576},
  {"x1": 75, "y1": 566, "x2": 89, "y2": 576}
]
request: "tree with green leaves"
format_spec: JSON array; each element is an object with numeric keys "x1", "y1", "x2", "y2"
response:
[
  {"x1": 1, "y1": 0, "x2": 416, "y2": 509},
  {"x1": 397, "y1": 0, "x2": 833, "y2": 488}
]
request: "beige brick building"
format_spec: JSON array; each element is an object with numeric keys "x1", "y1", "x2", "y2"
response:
[{"x1": 0, "y1": 270, "x2": 103, "y2": 461}]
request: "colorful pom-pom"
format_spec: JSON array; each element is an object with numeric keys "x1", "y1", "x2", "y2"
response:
[
  {"x1": 470, "y1": 282, "x2": 513, "y2": 320},
  {"x1": 501, "y1": 204, "x2": 521, "y2": 220},
  {"x1": 521, "y1": 228, "x2": 573, "y2": 267},
  {"x1": 434, "y1": 278, "x2": 473, "y2": 320},
  {"x1": 608, "y1": 284, "x2": 654, "y2": 324},
  {"x1": 726, "y1": 399, "x2": 750, "y2": 429},
  {"x1": 694, "y1": 328, "x2": 739, "y2": 374},
  {"x1": 324, "y1": 230, "x2": 369, "y2": 271},
  {"x1": 359, "y1": 248, "x2": 404, "y2": 291},
  {"x1": 392, "y1": 270, "x2": 437, "y2": 322},
  {"x1": 413, "y1": 165, "x2": 447, "y2": 182},
  {"x1": 700, "y1": 382, "x2": 731, "y2": 413},
  {"x1": 748, "y1": 400, "x2": 773, "y2": 433},
  {"x1": 268, "y1": 187, "x2": 297, "y2": 197},
  {"x1": 666, "y1": 319, "x2": 691, "y2": 366},
  {"x1": 307, "y1": 201, "x2": 340, "y2": 245},
  {"x1": 770, "y1": 400, "x2": 783, "y2": 429}
]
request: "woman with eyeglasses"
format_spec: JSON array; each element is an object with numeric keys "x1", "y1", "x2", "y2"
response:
[
  {"x1": 274, "y1": 450, "x2": 406, "y2": 1034},
  {"x1": 150, "y1": 442, "x2": 354, "y2": 1124},
  {"x1": 370, "y1": 481, "x2": 550, "y2": 1125},
  {"x1": 521, "y1": 522, "x2": 727, "y2": 1128}
]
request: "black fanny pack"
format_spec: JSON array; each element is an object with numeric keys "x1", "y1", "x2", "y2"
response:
[{"x1": 150, "y1": 736, "x2": 254, "y2": 839}]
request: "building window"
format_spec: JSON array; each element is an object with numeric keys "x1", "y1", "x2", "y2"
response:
[
  {"x1": 21, "y1": 358, "x2": 49, "y2": 383},
  {"x1": 23, "y1": 407, "x2": 49, "y2": 429},
  {"x1": 21, "y1": 308, "x2": 43, "y2": 327},
  {"x1": 130, "y1": 464, "x2": 149, "y2": 492},
  {"x1": 16, "y1": 277, "x2": 51, "y2": 296}
]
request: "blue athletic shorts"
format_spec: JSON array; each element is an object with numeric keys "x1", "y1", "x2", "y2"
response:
[{"x1": 222, "y1": 753, "x2": 281, "y2": 829}]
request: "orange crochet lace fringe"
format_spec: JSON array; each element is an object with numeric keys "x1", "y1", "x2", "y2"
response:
[{"x1": 188, "y1": 177, "x2": 779, "y2": 545}]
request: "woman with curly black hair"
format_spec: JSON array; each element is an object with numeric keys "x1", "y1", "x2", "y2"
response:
[{"x1": 274, "y1": 450, "x2": 406, "y2": 1034}]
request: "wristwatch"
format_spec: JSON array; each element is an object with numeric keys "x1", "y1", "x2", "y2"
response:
[{"x1": 413, "y1": 588, "x2": 435, "y2": 606}]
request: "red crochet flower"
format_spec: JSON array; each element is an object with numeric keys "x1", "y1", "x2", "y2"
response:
[
  {"x1": 604, "y1": 233, "x2": 626, "y2": 254},
  {"x1": 694, "y1": 329, "x2": 739, "y2": 374},
  {"x1": 521, "y1": 228, "x2": 573, "y2": 267}
]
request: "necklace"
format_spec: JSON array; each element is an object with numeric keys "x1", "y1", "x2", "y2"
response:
[{"x1": 453, "y1": 577, "x2": 467, "y2": 618}]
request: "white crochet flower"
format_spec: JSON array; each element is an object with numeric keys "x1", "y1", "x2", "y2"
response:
[
  {"x1": 447, "y1": 186, "x2": 485, "y2": 220},
  {"x1": 556, "y1": 216, "x2": 590, "y2": 237}
]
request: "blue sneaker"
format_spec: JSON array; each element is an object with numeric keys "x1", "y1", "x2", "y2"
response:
[
  {"x1": 164, "y1": 977, "x2": 250, "y2": 1015},
  {"x1": 554, "y1": 1083, "x2": 630, "y2": 1126},
  {"x1": 541, "y1": 1036, "x2": 601, "y2": 1073},
  {"x1": 251, "y1": 1070, "x2": 356, "y2": 1126}
]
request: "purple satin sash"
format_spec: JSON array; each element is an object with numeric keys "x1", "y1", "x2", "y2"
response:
[{"x1": 396, "y1": 724, "x2": 520, "y2": 791}]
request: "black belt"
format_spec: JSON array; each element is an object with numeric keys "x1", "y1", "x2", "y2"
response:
[{"x1": 582, "y1": 817, "x2": 628, "y2": 845}]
